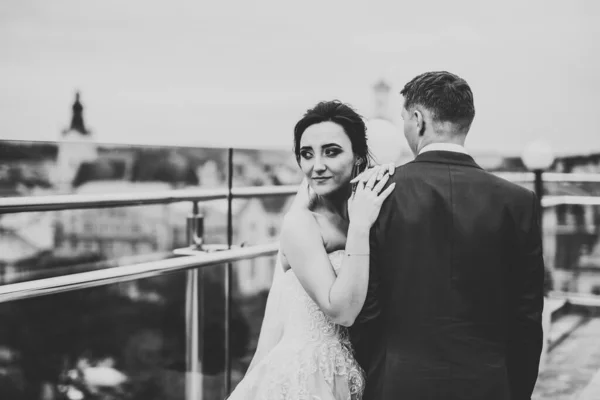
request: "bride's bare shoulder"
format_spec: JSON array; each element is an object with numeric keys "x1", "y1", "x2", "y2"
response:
[
  {"x1": 282, "y1": 209, "x2": 330, "y2": 237},
  {"x1": 281, "y1": 209, "x2": 319, "y2": 236},
  {"x1": 280, "y1": 209, "x2": 325, "y2": 253}
]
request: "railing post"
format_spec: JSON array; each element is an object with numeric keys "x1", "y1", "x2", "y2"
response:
[
  {"x1": 225, "y1": 148, "x2": 234, "y2": 395},
  {"x1": 534, "y1": 169, "x2": 544, "y2": 237},
  {"x1": 185, "y1": 202, "x2": 203, "y2": 400}
]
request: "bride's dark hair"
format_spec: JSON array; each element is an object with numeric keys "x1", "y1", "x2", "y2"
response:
[{"x1": 293, "y1": 100, "x2": 371, "y2": 179}]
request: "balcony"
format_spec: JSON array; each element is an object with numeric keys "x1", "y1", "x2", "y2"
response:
[{"x1": 2, "y1": 172, "x2": 600, "y2": 400}]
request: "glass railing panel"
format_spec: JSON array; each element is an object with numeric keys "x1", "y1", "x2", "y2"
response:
[
  {"x1": 0, "y1": 201, "x2": 197, "y2": 284},
  {"x1": 196, "y1": 263, "x2": 228, "y2": 400},
  {"x1": 227, "y1": 196, "x2": 288, "y2": 394},
  {"x1": 229, "y1": 255, "x2": 278, "y2": 393},
  {"x1": 543, "y1": 203, "x2": 600, "y2": 295},
  {"x1": 0, "y1": 271, "x2": 194, "y2": 400}
]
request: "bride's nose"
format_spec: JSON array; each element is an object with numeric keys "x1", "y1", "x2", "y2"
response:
[{"x1": 313, "y1": 156, "x2": 326, "y2": 173}]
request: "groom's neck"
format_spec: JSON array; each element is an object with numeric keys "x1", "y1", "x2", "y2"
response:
[{"x1": 416, "y1": 134, "x2": 467, "y2": 154}]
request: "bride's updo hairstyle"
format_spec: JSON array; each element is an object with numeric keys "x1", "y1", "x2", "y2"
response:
[{"x1": 293, "y1": 100, "x2": 370, "y2": 175}]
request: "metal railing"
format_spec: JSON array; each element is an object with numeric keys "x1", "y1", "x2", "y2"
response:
[
  {"x1": 0, "y1": 242, "x2": 279, "y2": 303},
  {"x1": 0, "y1": 241, "x2": 280, "y2": 400},
  {"x1": 495, "y1": 172, "x2": 600, "y2": 183},
  {"x1": 543, "y1": 195, "x2": 600, "y2": 207},
  {"x1": 1, "y1": 169, "x2": 600, "y2": 398},
  {"x1": 549, "y1": 291, "x2": 600, "y2": 308},
  {"x1": 0, "y1": 185, "x2": 298, "y2": 214},
  {"x1": 2, "y1": 172, "x2": 599, "y2": 213},
  {"x1": 0, "y1": 149, "x2": 298, "y2": 399}
]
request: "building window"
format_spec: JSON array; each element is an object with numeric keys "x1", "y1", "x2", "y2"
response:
[{"x1": 268, "y1": 225, "x2": 277, "y2": 237}]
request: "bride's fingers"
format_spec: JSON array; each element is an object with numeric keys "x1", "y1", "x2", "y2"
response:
[
  {"x1": 350, "y1": 166, "x2": 376, "y2": 184},
  {"x1": 364, "y1": 170, "x2": 379, "y2": 190},
  {"x1": 376, "y1": 164, "x2": 393, "y2": 182},
  {"x1": 374, "y1": 165, "x2": 384, "y2": 181},
  {"x1": 372, "y1": 174, "x2": 390, "y2": 194},
  {"x1": 350, "y1": 170, "x2": 367, "y2": 184},
  {"x1": 377, "y1": 182, "x2": 396, "y2": 202},
  {"x1": 387, "y1": 163, "x2": 395, "y2": 175}
]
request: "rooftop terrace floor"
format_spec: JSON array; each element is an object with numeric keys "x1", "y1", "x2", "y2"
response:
[{"x1": 533, "y1": 317, "x2": 600, "y2": 399}]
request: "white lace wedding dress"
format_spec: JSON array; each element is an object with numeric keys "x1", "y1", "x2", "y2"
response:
[{"x1": 228, "y1": 250, "x2": 365, "y2": 400}]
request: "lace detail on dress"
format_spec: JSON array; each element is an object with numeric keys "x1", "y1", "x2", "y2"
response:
[{"x1": 228, "y1": 250, "x2": 365, "y2": 400}]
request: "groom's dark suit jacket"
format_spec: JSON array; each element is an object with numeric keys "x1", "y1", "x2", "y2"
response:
[{"x1": 350, "y1": 151, "x2": 545, "y2": 400}]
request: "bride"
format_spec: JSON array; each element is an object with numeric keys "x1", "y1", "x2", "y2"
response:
[{"x1": 228, "y1": 100, "x2": 395, "y2": 400}]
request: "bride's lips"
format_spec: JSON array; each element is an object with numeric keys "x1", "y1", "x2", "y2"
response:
[{"x1": 312, "y1": 177, "x2": 332, "y2": 183}]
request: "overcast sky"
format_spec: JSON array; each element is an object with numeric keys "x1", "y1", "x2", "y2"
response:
[{"x1": 1, "y1": 0, "x2": 598, "y2": 156}]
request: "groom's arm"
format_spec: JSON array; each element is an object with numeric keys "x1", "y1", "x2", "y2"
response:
[{"x1": 507, "y1": 191, "x2": 545, "y2": 400}]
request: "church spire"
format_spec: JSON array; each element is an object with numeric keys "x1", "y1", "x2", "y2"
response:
[
  {"x1": 372, "y1": 79, "x2": 392, "y2": 121},
  {"x1": 69, "y1": 91, "x2": 88, "y2": 134}
]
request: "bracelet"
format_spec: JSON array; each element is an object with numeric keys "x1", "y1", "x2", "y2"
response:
[{"x1": 346, "y1": 253, "x2": 370, "y2": 257}]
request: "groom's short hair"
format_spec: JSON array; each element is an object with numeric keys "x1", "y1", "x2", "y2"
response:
[{"x1": 400, "y1": 71, "x2": 475, "y2": 132}]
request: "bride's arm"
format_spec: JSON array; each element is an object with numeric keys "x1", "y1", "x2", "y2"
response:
[
  {"x1": 280, "y1": 211, "x2": 370, "y2": 326},
  {"x1": 281, "y1": 177, "x2": 394, "y2": 328}
]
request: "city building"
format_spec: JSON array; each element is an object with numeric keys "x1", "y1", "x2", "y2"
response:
[
  {"x1": 200, "y1": 196, "x2": 294, "y2": 296},
  {"x1": 366, "y1": 79, "x2": 413, "y2": 166},
  {"x1": 54, "y1": 92, "x2": 98, "y2": 192},
  {"x1": 0, "y1": 209, "x2": 55, "y2": 284},
  {"x1": 56, "y1": 181, "x2": 184, "y2": 259}
]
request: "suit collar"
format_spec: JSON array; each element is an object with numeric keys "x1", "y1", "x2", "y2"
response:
[
  {"x1": 419, "y1": 143, "x2": 469, "y2": 155},
  {"x1": 412, "y1": 150, "x2": 483, "y2": 169}
]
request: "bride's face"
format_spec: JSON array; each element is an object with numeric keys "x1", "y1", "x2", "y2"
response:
[{"x1": 298, "y1": 121, "x2": 356, "y2": 197}]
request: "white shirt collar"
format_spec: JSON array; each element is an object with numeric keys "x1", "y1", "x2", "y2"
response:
[{"x1": 418, "y1": 143, "x2": 469, "y2": 155}]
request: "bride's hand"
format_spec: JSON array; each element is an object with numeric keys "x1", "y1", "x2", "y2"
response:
[
  {"x1": 350, "y1": 162, "x2": 395, "y2": 190},
  {"x1": 347, "y1": 168, "x2": 396, "y2": 229},
  {"x1": 290, "y1": 177, "x2": 317, "y2": 211}
]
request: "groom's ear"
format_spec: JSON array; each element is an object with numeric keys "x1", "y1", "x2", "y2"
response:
[{"x1": 414, "y1": 109, "x2": 425, "y2": 136}]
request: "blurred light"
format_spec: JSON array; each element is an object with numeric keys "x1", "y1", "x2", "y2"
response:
[
  {"x1": 66, "y1": 387, "x2": 85, "y2": 400},
  {"x1": 521, "y1": 140, "x2": 555, "y2": 170},
  {"x1": 366, "y1": 118, "x2": 406, "y2": 165},
  {"x1": 83, "y1": 366, "x2": 128, "y2": 387}
]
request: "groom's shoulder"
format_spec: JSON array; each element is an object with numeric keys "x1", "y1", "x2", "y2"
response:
[
  {"x1": 472, "y1": 169, "x2": 537, "y2": 210},
  {"x1": 483, "y1": 169, "x2": 535, "y2": 196},
  {"x1": 395, "y1": 161, "x2": 534, "y2": 200}
]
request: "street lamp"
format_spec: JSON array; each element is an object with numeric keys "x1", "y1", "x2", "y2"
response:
[
  {"x1": 521, "y1": 140, "x2": 555, "y2": 227},
  {"x1": 521, "y1": 140, "x2": 555, "y2": 299}
]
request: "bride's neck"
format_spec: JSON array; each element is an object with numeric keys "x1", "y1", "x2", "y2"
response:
[{"x1": 316, "y1": 185, "x2": 350, "y2": 219}]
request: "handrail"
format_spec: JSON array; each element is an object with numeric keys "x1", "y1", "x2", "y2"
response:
[
  {"x1": 495, "y1": 172, "x2": 600, "y2": 183},
  {"x1": 0, "y1": 242, "x2": 279, "y2": 303},
  {"x1": 232, "y1": 185, "x2": 299, "y2": 199},
  {"x1": 0, "y1": 185, "x2": 298, "y2": 214},
  {"x1": 0, "y1": 188, "x2": 227, "y2": 213},
  {"x1": 0, "y1": 185, "x2": 299, "y2": 214},
  {"x1": 542, "y1": 195, "x2": 600, "y2": 207},
  {"x1": 549, "y1": 291, "x2": 600, "y2": 308},
  {"x1": 2, "y1": 175, "x2": 600, "y2": 215},
  {"x1": 542, "y1": 173, "x2": 600, "y2": 183}
]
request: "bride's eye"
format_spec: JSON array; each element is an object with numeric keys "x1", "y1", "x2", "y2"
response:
[
  {"x1": 325, "y1": 148, "x2": 341, "y2": 157},
  {"x1": 300, "y1": 150, "x2": 313, "y2": 160}
]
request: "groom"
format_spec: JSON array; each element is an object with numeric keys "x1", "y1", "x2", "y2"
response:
[{"x1": 351, "y1": 71, "x2": 545, "y2": 400}]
